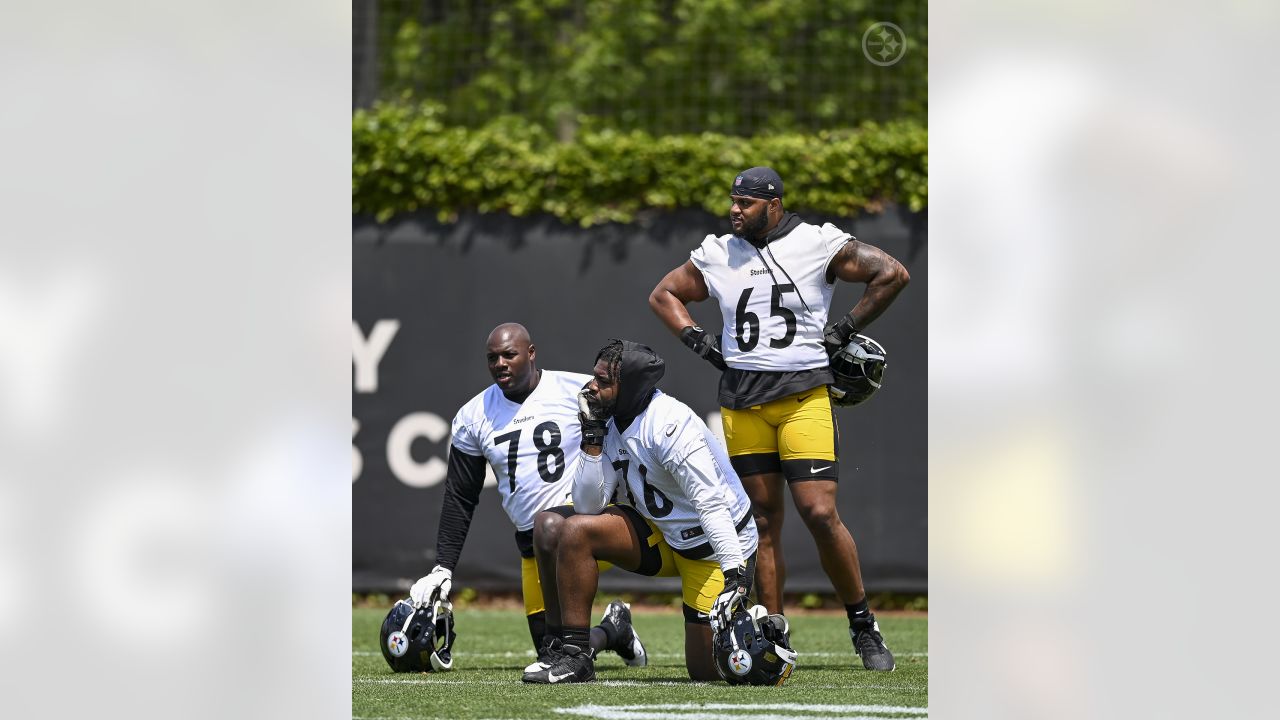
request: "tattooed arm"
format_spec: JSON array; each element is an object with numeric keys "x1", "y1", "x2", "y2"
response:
[{"x1": 824, "y1": 240, "x2": 911, "y2": 340}]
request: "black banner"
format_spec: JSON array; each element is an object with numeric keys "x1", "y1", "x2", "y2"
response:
[{"x1": 353, "y1": 208, "x2": 927, "y2": 594}]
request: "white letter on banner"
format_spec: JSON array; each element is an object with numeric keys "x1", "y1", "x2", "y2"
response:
[
  {"x1": 387, "y1": 412, "x2": 449, "y2": 488},
  {"x1": 351, "y1": 319, "x2": 399, "y2": 393}
]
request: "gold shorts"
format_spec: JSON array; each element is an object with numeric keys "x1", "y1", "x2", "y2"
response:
[
  {"x1": 720, "y1": 388, "x2": 840, "y2": 481},
  {"x1": 572, "y1": 505, "x2": 733, "y2": 619},
  {"x1": 520, "y1": 505, "x2": 737, "y2": 619},
  {"x1": 639, "y1": 523, "x2": 724, "y2": 615}
]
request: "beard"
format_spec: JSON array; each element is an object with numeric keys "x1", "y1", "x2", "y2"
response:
[
  {"x1": 597, "y1": 394, "x2": 618, "y2": 417},
  {"x1": 742, "y1": 209, "x2": 771, "y2": 241}
]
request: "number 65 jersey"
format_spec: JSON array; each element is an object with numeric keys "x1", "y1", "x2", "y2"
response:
[
  {"x1": 450, "y1": 370, "x2": 590, "y2": 532},
  {"x1": 690, "y1": 220, "x2": 852, "y2": 371}
]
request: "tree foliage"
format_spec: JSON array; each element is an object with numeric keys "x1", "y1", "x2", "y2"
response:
[{"x1": 353, "y1": 102, "x2": 927, "y2": 226}]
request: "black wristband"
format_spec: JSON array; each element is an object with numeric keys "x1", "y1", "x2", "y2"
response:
[
  {"x1": 835, "y1": 314, "x2": 859, "y2": 340},
  {"x1": 580, "y1": 417, "x2": 607, "y2": 448},
  {"x1": 824, "y1": 314, "x2": 859, "y2": 352}
]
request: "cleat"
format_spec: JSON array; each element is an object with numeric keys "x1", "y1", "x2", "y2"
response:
[
  {"x1": 599, "y1": 599, "x2": 647, "y2": 667},
  {"x1": 522, "y1": 642, "x2": 595, "y2": 684},
  {"x1": 850, "y1": 616, "x2": 895, "y2": 671},
  {"x1": 523, "y1": 635, "x2": 564, "y2": 674}
]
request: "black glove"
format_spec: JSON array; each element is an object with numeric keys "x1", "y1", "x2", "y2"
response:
[
  {"x1": 680, "y1": 325, "x2": 729, "y2": 372},
  {"x1": 577, "y1": 382, "x2": 608, "y2": 448},
  {"x1": 711, "y1": 561, "x2": 751, "y2": 632},
  {"x1": 822, "y1": 314, "x2": 860, "y2": 357}
]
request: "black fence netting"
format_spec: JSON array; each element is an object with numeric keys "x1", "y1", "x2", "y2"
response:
[{"x1": 353, "y1": 0, "x2": 926, "y2": 136}]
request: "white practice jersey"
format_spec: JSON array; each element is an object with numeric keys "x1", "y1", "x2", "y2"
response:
[
  {"x1": 450, "y1": 370, "x2": 590, "y2": 531},
  {"x1": 690, "y1": 221, "x2": 852, "y2": 371},
  {"x1": 573, "y1": 390, "x2": 757, "y2": 570}
]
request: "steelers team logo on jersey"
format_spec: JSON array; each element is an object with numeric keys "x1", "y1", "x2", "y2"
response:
[
  {"x1": 729, "y1": 648, "x2": 753, "y2": 675},
  {"x1": 387, "y1": 630, "x2": 409, "y2": 657}
]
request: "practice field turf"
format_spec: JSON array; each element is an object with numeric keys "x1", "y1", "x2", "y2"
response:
[{"x1": 353, "y1": 604, "x2": 928, "y2": 719}]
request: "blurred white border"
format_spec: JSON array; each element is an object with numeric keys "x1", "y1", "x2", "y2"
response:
[
  {"x1": 0, "y1": 2, "x2": 350, "y2": 718},
  {"x1": 3, "y1": 0, "x2": 1278, "y2": 717},
  {"x1": 931, "y1": 1, "x2": 1279, "y2": 718}
]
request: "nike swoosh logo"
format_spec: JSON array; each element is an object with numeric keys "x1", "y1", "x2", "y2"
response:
[
  {"x1": 810, "y1": 465, "x2": 832, "y2": 474},
  {"x1": 796, "y1": 394, "x2": 812, "y2": 403},
  {"x1": 548, "y1": 671, "x2": 572, "y2": 683},
  {"x1": 665, "y1": 424, "x2": 676, "y2": 437}
]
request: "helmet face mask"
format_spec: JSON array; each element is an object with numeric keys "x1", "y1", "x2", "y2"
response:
[
  {"x1": 379, "y1": 598, "x2": 456, "y2": 673},
  {"x1": 712, "y1": 605, "x2": 798, "y2": 686},
  {"x1": 828, "y1": 334, "x2": 887, "y2": 407}
]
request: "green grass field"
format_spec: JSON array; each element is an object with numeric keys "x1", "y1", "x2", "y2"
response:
[{"x1": 353, "y1": 603, "x2": 928, "y2": 719}]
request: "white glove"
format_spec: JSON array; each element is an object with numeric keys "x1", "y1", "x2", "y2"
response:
[
  {"x1": 409, "y1": 565, "x2": 452, "y2": 607},
  {"x1": 710, "y1": 563, "x2": 749, "y2": 632}
]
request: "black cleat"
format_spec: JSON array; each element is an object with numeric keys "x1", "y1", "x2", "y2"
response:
[
  {"x1": 523, "y1": 635, "x2": 564, "y2": 674},
  {"x1": 599, "y1": 600, "x2": 648, "y2": 667},
  {"x1": 850, "y1": 616, "x2": 896, "y2": 671},
  {"x1": 522, "y1": 642, "x2": 596, "y2": 684}
]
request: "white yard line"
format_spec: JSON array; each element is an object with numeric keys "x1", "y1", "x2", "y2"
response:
[
  {"x1": 553, "y1": 704, "x2": 927, "y2": 720},
  {"x1": 558, "y1": 704, "x2": 926, "y2": 714}
]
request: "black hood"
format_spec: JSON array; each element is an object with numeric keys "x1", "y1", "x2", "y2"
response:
[
  {"x1": 746, "y1": 211, "x2": 803, "y2": 248},
  {"x1": 612, "y1": 340, "x2": 665, "y2": 432}
]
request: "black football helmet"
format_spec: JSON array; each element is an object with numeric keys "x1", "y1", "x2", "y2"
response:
[
  {"x1": 712, "y1": 605, "x2": 798, "y2": 686},
  {"x1": 379, "y1": 596, "x2": 455, "y2": 673},
  {"x1": 828, "y1": 333, "x2": 887, "y2": 407}
]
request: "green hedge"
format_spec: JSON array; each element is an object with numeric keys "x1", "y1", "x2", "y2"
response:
[{"x1": 352, "y1": 102, "x2": 927, "y2": 226}]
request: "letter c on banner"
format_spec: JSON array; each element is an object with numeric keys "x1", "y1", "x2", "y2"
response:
[{"x1": 386, "y1": 412, "x2": 449, "y2": 488}]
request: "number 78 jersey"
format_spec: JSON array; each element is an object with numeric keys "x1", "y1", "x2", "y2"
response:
[
  {"x1": 690, "y1": 221, "x2": 852, "y2": 371},
  {"x1": 449, "y1": 370, "x2": 590, "y2": 532}
]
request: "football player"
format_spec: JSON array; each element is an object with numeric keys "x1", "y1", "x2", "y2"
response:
[
  {"x1": 408, "y1": 323, "x2": 644, "y2": 666},
  {"x1": 649, "y1": 167, "x2": 909, "y2": 670},
  {"x1": 522, "y1": 340, "x2": 758, "y2": 684}
]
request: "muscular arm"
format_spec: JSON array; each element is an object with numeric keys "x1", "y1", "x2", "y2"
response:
[
  {"x1": 649, "y1": 260, "x2": 710, "y2": 335},
  {"x1": 825, "y1": 240, "x2": 911, "y2": 329},
  {"x1": 433, "y1": 446, "x2": 488, "y2": 571}
]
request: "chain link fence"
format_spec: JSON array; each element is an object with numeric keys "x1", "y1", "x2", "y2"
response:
[{"x1": 353, "y1": 0, "x2": 926, "y2": 136}]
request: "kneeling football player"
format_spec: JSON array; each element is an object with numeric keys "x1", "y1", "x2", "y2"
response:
[{"x1": 524, "y1": 340, "x2": 758, "y2": 683}]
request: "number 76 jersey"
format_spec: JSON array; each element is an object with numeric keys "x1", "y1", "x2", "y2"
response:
[
  {"x1": 600, "y1": 390, "x2": 754, "y2": 556},
  {"x1": 449, "y1": 370, "x2": 591, "y2": 532}
]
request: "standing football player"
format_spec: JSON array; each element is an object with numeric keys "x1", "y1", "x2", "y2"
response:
[
  {"x1": 407, "y1": 323, "x2": 645, "y2": 667},
  {"x1": 649, "y1": 167, "x2": 910, "y2": 671},
  {"x1": 523, "y1": 340, "x2": 758, "y2": 684}
]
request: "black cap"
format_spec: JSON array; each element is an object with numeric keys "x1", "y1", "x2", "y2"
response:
[{"x1": 731, "y1": 167, "x2": 783, "y2": 200}]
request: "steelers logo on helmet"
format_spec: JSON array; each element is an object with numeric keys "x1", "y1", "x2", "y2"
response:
[
  {"x1": 379, "y1": 598, "x2": 457, "y2": 673},
  {"x1": 387, "y1": 630, "x2": 409, "y2": 657},
  {"x1": 829, "y1": 333, "x2": 887, "y2": 407},
  {"x1": 713, "y1": 604, "x2": 799, "y2": 686}
]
